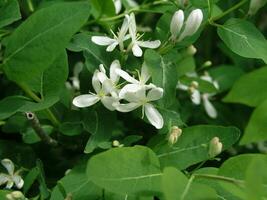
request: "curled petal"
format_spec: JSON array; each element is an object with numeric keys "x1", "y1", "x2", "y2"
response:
[
  {"x1": 147, "y1": 87, "x2": 164, "y2": 101},
  {"x1": 137, "y1": 40, "x2": 161, "y2": 49},
  {"x1": 170, "y1": 10, "x2": 184, "y2": 39},
  {"x1": 101, "y1": 96, "x2": 119, "y2": 111},
  {"x1": 1, "y1": 159, "x2": 14, "y2": 175},
  {"x1": 191, "y1": 90, "x2": 201, "y2": 105},
  {"x1": 73, "y1": 94, "x2": 100, "y2": 108},
  {"x1": 129, "y1": 13, "x2": 137, "y2": 40},
  {"x1": 13, "y1": 175, "x2": 24, "y2": 189},
  {"x1": 113, "y1": 0, "x2": 122, "y2": 14},
  {"x1": 91, "y1": 36, "x2": 116, "y2": 46},
  {"x1": 115, "y1": 68, "x2": 139, "y2": 84},
  {"x1": 114, "y1": 102, "x2": 140, "y2": 112},
  {"x1": 144, "y1": 103, "x2": 164, "y2": 129},
  {"x1": 119, "y1": 84, "x2": 145, "y2": 101},
  {"x1": 140, "y1": 64, "x2": 150, "y2": 84},
  {"x1": 106, "y1": 41, "x2": 119, "y2": 52},
  {"x1": 110, "y1": 60, "x2": 121, "y2": 83},
  {"x1": 203, "y1": 94, "x2": 217, "y2": 118},
  {"x1": 132, "y1": 43, "x2": 143, "y2": 57},
  {"x1": 0, "y1": 174, "x2": 9, "y2": 186}
]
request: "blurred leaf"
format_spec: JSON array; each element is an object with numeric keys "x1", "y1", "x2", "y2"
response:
[
  {"x1": 23, "y1": 167, "x2": 40, "y2": 194},
  {"x1": 224, "y1": 67, "x2": 267, "y2": 107},
  {"x1": 59, "y1": 122, "x2": 83, "y2": 136},
  {"x1": 87, "y1": 146, "x2": 162, "y2": 195},
  {"x1": 0, "y1": 0, "x2": 21, "y2": 28},
  {"x1": 218, "y1": 18, "x2": 267, "y2": 64},
  {"x1": 154, "y1": 125, "x2": 240, "y2": 169},
  {"x1": 90, "y1": 0, "x2": 115, "y2": 18}
]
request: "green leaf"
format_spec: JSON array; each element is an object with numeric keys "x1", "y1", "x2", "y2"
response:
[
  {"x1": 90, "y1": 0, "x2": 115, "y2": 18},
  {"x1": 224, "y1": 67, "x2": 267, "y2": 107},
  {"x1": 154, "y1": 125, "x2": 240, "y2": 169},
  {"x1": 217, "y1": 18, "x2": 267, "y2": 64},
  {"x1": 50, "y1": 161, "x2": 102, "y2": 200},
  {"x1": 240, "y1": 99, "x2": 267, "y2": 144},
  {"x1": 3, "y1": 2, "x2": 90, "y2": 86},
  {"x1": 59, "y1": 122, "x2": 83, "y2": 136},
  {"x1": 87, "y1": 146, "x2": 162, "y2": 195},
  {"x1": 0, "y1": 0, "x2": 21, "y2": 28},
  {"x1": 145, "y1": 49, "x2": 178, "y2": 108},
  {"x1": 23, "y1": 167, "x2": 40, "y2": 194},
  {"x1": 22, "y1": 125, "x2": 53, "y2": 144}
]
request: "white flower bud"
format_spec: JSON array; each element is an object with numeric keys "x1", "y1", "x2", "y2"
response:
[
  {"x1": 170, "y1": 10, "x2": 184, "y2": 40},
  {"x1": 6, "y1": 191, "x2": 25, "y2": 200},
  {"x1": 208, "y1": 137, "x2": 223, "y2": 158},
  {"x1": 203, "y1": 60, "x2": 212, "y2": 68},
  {"x1": 186, "y1": 45, "x2": 197, "y2": 55},
  {"x1": 178, "y1": 9, "x2": 203, "y2": 41},
  {"x1": 168, "y1": 126, "x2": 182, "y2": 145},
  {"x1": 248, "y1": 0, "x2": 267, "y2": 15},
  {"x1": 112, "y1": 140, "x2": 124, "y2": 147}
]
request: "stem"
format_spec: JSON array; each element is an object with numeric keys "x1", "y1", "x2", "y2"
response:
[
  {"x1": 181, "y1": 176, "x2": 195, "y2": 200},
  {"x1": 25, "y1": 112, "x2": 58, "y2": 146},
  {"x1": 18, "y1": 83, "x2": 60, "y2": 127},
  {"x1": 194, "y1": 174, "x2": 245, "y2": 187},
  {"x1": 210, "y1": 0, "x2": 248, "y2": 22}
]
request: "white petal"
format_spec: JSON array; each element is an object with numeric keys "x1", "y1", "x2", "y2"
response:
[
  {"x1": 13, "y1": 175, "x2": 24, "y2": 189},
  {"x1": 137, "y1": 40, "x2": 161, "y2": 49},
  {"x1": 115, "y1": 68, "x2": 139, "y2": 84},
  {"x1": 92, "y1": 70, "x2": 101, "y2": 93},
  {"x1": 101, "y1": 96, "x2": 118, "y2": 111},
  {"x1": 97, "y1": 71, "x2": 108, "y2": 83},
  {"x1": 132, "y1": 43, "x2": 143, "y2": 57},
  {"x1": 144, "y1": 103, "x2": 164, "y2": 129},
  {"x1": 191, "y1": 90, "x2": 201, "y2": 105},
  {"x1": 118, "y1": 15, "x2": 130, "y2": 39},
  {"x1": 140, "y1": 64, "x2": 150, "y2": 84},
  {"x1": 6, "y1": 181, "x2": 14, "y2": 189},
  {"x1": 0, "y1": 174, "x2": 9, "y2": 186},
  {"x1": 91, "y1": 36, "x2": 116, "y2": 46},
  {"x1": 178, "y1": 9, "x2": 203, "y2": 41},
  {"x1": 129, "y1": 13, "x2": 137, "y2": 40},
  {"x1": 73, "y1": 94, "x2": 100, "y2": 108},
  {"x1": 102, "y1": 79, "x2": 115, "y2": 94},
  {"x1": 113, "y1": 0, "x2": 122, "y2": 14},
  {"x1": 114, "y1": 102, "x2": 140, "y2": 112},
  {"x1": 177, "y1": 82, "x2": 189, "y2": 90},
  {"x1": 170, "y1": 10, "x2": 184, "y2": 39},
  {"x1": 106, "y1": 41, "x2": 119, "y2": 52},
  {"x1": 119, "y1": 84, "x2": 144, "y2": 101},
  {"x1": 147, "y1": 87, "x2": 164, "y2": 101},
  {"x1": 110, "y1": 60, "x2": 121, "y2": 83},
  {"x1": 1, "y1": 159, "x2": 14, "y2": 175},
  {"x1": 203, "y1": 94, "x2": 217, "y2": 118},
  {"x1": 99, "y1": 64, "x2": 106, "y2": 74}
]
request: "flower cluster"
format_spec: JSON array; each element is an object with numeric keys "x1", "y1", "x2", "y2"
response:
[
  {"x1": 170, "y1": 9, "x2": 203, "y2": 41},
  {"x1": 92, "y1": 13, "x2": 161, "y2": 57},
  {"x1": 177, "y1": 72, "x2": 219, "y2": 119},
  {"x1": 0, "y1": 159, "x2": 24, "y2": 189},
  {"x1": 73, "y1": 61, "x2": 164, "y2": 129}
]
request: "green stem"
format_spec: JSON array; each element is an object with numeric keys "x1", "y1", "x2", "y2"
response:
[
  {"x1": 194, "y1": 174, "x2": 245, "y2": 187},
  {"x1": 210, "y1": 0, "x2": 248, "y2": 22},
  {"x1": 18, "y1": 83, "x2": 60, "y2": 127},
  {"x1": 181, "y1": 176, "x2": 195, "y2": 200}
]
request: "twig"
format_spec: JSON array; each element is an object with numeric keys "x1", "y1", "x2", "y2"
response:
[{"x1": 25, "y1": 112, "x2": 58, "y2": 146}]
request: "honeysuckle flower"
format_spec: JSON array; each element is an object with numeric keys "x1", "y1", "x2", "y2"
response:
[
  {"x1": 0, "y1": 159, "x2": 24, "y2": 189},
  {"x1": 91, "y1": 15, "x2": 130, "y2": 52},
  {"x1": 73, "y1": 69, "x2": 119, "y2": 111},
  {"x1": 128, "y1": 13, "x2": 161, "y2": 57},
  {"x1": 113, "y1": 87, "x2": 164, "y2": 129},
  {"x1": 208, "y1": 137, "x2": 223, "y2": 158},
  {"x1": 115, "y1": 64, "x2": 156, "y2": 99},
  {"x1": 170, "y1": 10, "x2": 184, "y2": 40},
  {"x1": 113, "y1": 0, "x2": 122, "y2": 14},
  {"x1": 168, "y1": 126, "x2": 182, "y2": 145}
]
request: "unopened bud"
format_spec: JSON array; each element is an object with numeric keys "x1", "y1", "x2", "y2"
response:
[
  {"x1": 186, "y1": 45, "x2": 197, "y2": 55},
  {"x1": 168, "y1": 126, "x2": 182, "y2": 145},
  {"x1": 203, "y1": 61, "x2": 212, "y2": 68},
  {"x1": 178, "y1": 9, "x2": 203, "y2": 41},
  {"x1": 170, "y1": 10, "x2": 184, "y2": 40},
  {"x1": 208, "y1": 137, "x2": 223, "y2": 158},
  {"x1": 248, "y1": 0, "x2": 267, "y2": 15},
  {"x1": 6, "y1": 191, "x2": 25, "y2": 200},
  {"x1": 112, "y1": 140, "x2": 124, "y2": 147}
]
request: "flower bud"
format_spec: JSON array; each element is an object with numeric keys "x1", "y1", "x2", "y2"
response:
[
  {"x1": 208, "y1": 137, "x2": 223, "y2": 158},
  {"x1": 248, "y1": 0, "x2": 267, "y2": 15},
  {"x1": 178, "y1": 9, "x2": 203, "y2": 41},
  {"x1": 112, "y1": 140, "x2": 124, "y2": 147},
  {"x1": 186, "y1": 45, "x2": 197, "y2": 55},
  {"x1": 6, "y1": 191, "x2": 25, "y2": 200},
  {"x1": 203, "y1": 60, "x2": 212, "y2": 68},
  {"x1": 170, "y1": 10, "x2": 184, "y2": 40},
  {"x1": 168, "y1": 126, "x2": 182, "y2": 145}
]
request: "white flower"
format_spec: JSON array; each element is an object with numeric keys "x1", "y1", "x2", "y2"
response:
[
  {"x1": 115, "y1": 64, "x2": 155, "y2": 99},
  {"x1": 128, "y1": 13, "x2": 161, "y2": 57},
  {"x1": 170, "y1": 10, "x2": 184, "y2": 40},
  {"x1": 0, "y1": 159, "x2": 24, "y2": 189},
  {"x1": 208, "y1": 137, "x2": 223, "y2": 158},
  {"x1": 113, "y1": 87, "x2": 164, "y2": 129},
  {"x1": 73, "y1": 65, "x2": 119, "y2": 111},
  {"x1": 66, "y1": 62, "x2": 83, "y2": 91},
  {"x1": 178, "y1": 9, "x2": 203, "y2": 41},
  {"x1": 91, "y1": 15, "x2": 130, "y2": 52},
  {"x1": 113, "y1": 0, "x2": 122, "y2": 14}
]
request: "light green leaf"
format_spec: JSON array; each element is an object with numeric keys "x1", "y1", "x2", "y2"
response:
[
  {"x1": 145, "y1": 49, "x2": 178, "y2": 108},
  {"x1": 87, "y1": 146, "x2": 162, "y2": 195},
  {"x1": 154, "y1": 125, "x2": 240, "y2": 169},
  {"x1": 217, "y1": 18, "x2": 267, "y2": 63},
  {"x1": 90, "y1": 0, "x2": 115, "y2": 18},
  {"x1": 3, "y1": 2, "x2": 90, "y2": 86},
  {"x1": 224, "y1": 67, "x2": 267, "y2": 107},
  {"x1": 0, "y1": 0, "x2": 21, "y2": 28},
  {"x1": 241, "y1": 99, "x2": 267, "y2": 144}
]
